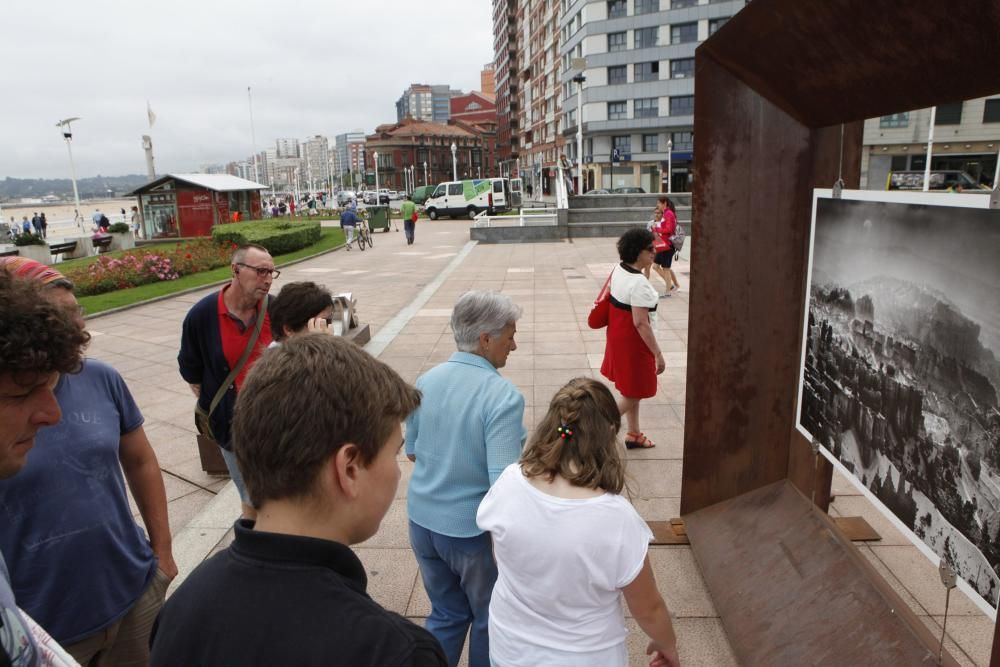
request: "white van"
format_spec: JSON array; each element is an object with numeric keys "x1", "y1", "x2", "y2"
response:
[{"x1": 424, "y1": 178, "x2": 521, "y2": 219}]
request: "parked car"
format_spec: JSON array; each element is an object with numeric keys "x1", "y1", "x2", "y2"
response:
[
  {"x1": 611, "y1": 186, "x2": 646, "y2": 194},
  {"x1": 390, "y1": 190, "x2": 405, "y2": 200},
  {"x1": 336, "y1": 190, "x2": 357, "y2": 206},
  {"x1": 584, "y1": 188, "x2": 611, "y2": 195},
  {"x1": 363, "y1": 190, "x2": 390, "y2": 205}
]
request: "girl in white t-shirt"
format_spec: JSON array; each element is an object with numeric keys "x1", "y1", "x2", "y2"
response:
[{"x1": 476, "y1": 377, "x2": 680, "y2": 667}]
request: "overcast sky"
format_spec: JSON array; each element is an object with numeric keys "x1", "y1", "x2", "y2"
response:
[{"x1": 1, "y1": 0, "x2": 494, "y2": 180}]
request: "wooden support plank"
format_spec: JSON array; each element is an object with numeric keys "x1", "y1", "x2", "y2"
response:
[
  {"x1": 684, "y1": 480, "x2": 958, "y2": 666},
  {"x1": 834, "y1": 516, "x2": 881, "y2": 542},
  {"x1": 647, "y1": 520, "x2": 689, "y2": 546}
]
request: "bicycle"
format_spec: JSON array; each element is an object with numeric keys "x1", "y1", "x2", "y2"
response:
[{"x1": 355, "y1": 219, "x2": 374, "y2": 251}]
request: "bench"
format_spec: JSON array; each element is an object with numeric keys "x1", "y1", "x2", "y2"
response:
[
  {"x1": 49, "y1": 240, "x2": 78, "y2": 258},
  {"x1": 92, "y1": 236, "x2": 113, "y2": 253}
]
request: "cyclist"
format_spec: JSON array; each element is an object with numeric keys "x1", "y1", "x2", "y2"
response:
[{"x1": 340, "y1": 205, "x2": 359, "y2": 250}]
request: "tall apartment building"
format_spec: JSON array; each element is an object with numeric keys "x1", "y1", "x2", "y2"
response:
[
  {"x1": 559, "y1": 0, "x2": 747, "y2": 193},
  {"x1": 395, "y1": 84, "x2": 464, "y2": 123},
  {"x1": 493, "y1": 0, "x2": 520, "y2": 174},
  {"x1": 334, "y1": 131, "x2": 366, "y2": 188},
  {"x1": 861, "y1": 97, "x2": 1000, "y2": 189},
  {"x1": 302, "y1": 135, "x2": 331, "y2": 190},
  {"x1": 516, "y1": 0, "x2": 567, "y2": 197},
  {"x1": 275, "y1": 138, "x2": 300, "y2": 159}
]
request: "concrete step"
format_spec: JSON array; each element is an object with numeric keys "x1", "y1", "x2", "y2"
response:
[
  {"x1": 568, "y1": 208, "x2": 655, "y2": 224},
  {"x1": 569, "y1": 192, "x2": 692, "y2": 210},
  {"x1": 567, "y1": 220, "x2": 690, "y2": 238}
]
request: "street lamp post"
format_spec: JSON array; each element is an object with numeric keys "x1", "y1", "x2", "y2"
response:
[
  {"x1": 451, "y1": 142, "x2": 457, "y2": 181},
  {"x1": 571, "y1": 58, "x2": 587, "y2": 195},
  {"x1": 667, "y1": 138, "x2": 673, "y2": 194},
  {"x1": 55, "y1": 117, "x2": 85, "y2": 235},
  {"x1": 373, "y1": 151, "x2": 380, "y2": 205},
  {"x1": 423, "y1": 161, "x2": 428, "y2": 186},
  {"x1": 923, "y1": 106, "x2": 937, "y2": 192}
]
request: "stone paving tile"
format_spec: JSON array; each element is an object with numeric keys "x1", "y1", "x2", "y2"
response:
[
  {"x1": 625, "y1": 617, "x2": 739, "y2": 667},
  {"x1": 355, "y1": 547, "x2": 420, "y2": 616}
]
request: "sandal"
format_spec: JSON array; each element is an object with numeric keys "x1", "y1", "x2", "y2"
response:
[{"x1": 625, "y1": 431, "x2": 656, "y2": 449}]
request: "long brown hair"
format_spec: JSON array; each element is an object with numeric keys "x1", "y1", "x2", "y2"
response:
[{"x1": 520, "y1": 377, "x2": 626, "y2": 493}]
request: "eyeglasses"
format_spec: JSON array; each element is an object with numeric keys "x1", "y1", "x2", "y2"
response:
[{"x1": 236, "y1": 263, "x2": 280, "y2": 279}]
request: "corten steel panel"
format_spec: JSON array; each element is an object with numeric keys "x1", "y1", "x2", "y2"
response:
[
  {"x1": 684, "y1": 481, "x2": 959, "y2": 666},
  {"x1": 703, "y1": 0, "x2": 1000, "y2": 128},
  {"x1": 680, "y1": 53, "x2": 862, "y2": 515}
]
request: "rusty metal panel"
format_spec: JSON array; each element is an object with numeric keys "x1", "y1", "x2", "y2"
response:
[
  {"x1": 702, "y1": 0, "x2": 1000, "y2": 128},
  {"x1": 684, "y1": 481, "x2": 958, "y2": 666}
]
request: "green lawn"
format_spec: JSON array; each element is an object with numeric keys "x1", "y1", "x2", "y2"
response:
[{"x1": 80, "y1": 228, "x2": 345, "y2": 316}]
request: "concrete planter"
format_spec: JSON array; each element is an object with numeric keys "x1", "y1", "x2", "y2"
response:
[
  {"x1": 109, "y1": 231, "x2": 135, "y2": 252},
  {"x1": 15, "y1": 243, "x2": 51, "y2": 264}
]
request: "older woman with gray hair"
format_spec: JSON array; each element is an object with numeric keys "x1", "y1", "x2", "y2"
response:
[{"x1": 405, "y1": 290, "x2": 526, "y2": 667}]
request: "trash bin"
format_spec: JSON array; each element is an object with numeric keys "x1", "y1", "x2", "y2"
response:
[{"x1": 367, "y1": 205, "x2": 392, "y2": 233}]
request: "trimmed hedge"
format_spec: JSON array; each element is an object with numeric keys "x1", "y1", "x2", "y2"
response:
[{"x1": 211, "y1": 220, "x2": 322, "y2": 255}]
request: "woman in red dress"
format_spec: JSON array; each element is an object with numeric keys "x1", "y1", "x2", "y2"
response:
[
  {"x1": 651, "y1": 197, "x2": 681, "y2": 296},
  {"x1": 600, "y1": 228, "x2": 666, "y2": 449}
]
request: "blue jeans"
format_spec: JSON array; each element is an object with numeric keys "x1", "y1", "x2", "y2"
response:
[
  {"x1": 409, "y1": 521, "x2": 497, "y2": 667},
  {"x1": 219, "y1": 445, "x2": 249, "y2": 504}
]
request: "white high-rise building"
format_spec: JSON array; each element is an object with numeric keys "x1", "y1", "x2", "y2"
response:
[{"x1": 302, "y1": 135, "x2": 331, "y2": 191}]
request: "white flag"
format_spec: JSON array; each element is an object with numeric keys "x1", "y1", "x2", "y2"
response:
[{"x1": 147, "y1": 101, "x2": 156, "y2": 128}]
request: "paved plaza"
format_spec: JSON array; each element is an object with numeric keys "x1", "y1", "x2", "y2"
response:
[{"x1": 83, "y1": 220, "x2": 993, "y2": 666}]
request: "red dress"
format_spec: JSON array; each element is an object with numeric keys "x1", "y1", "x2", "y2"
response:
[{"x1": 600, "y1": 263, "x2": 659, "y2": 398}]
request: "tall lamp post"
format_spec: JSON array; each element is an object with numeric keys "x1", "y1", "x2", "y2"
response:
[
  {"x1": 666, "y1": 138, "x2": 673, "y2": 194},
  {"x1": 572, "y1": 57, "x2": 586, "y2": 195},
  {"x1": 423, "y1": 161, "x2": 428, "y2": 186},
  {"x1": 55, "y1": 117, "x2": 84, "y2": 234},
  {"x1": 451, "y1": 142, "x2": 458, "y2": 181},
  {"x1": 373, "y1": 151, "x2": 380, "y2": 205}
]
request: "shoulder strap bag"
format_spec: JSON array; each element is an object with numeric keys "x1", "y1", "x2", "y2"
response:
[{"x1": 587, "y1": 270, "x2": 614, "y2": 330}]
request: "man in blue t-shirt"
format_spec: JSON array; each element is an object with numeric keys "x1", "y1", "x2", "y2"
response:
[
  {"x1": 0, "y1": 259, "x2": 177, "y2": 665},
  {"x1": 340, "y1": 206, "x2": 359, "y2": 249},
  {"x1": 0, "y1": 269, "x2": 91, "y2": 666}
]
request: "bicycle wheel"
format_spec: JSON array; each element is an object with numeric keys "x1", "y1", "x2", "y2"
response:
[
  {"x1": 357, "y1": 231, "x2": 366, "y2": 251},
  {"x1": 366, "y1": 231, "x2": 374, "y2": 249}
]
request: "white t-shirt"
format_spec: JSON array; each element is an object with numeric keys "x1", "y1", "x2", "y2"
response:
[
  {"x1": 609, "y1": 263, "x2": 658, "y2": 326},
  {"x1": 476, "y1": 463, "x2": 653, "y2": 667}
]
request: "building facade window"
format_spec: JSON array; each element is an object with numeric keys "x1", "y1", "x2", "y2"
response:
[
  {"x1": 671, "y1": 131, "x2": 693, "y2": 151},
  {"x1": 635, "y1": 98, "x2": 659, "y2": 118},
  {"x1": 635, "y1": 0, "x2": 659, "y2": 14},
  {"x1": 642, "y1": 134, "x2": 659, "y2": 152},
  {"x1": 635, "y1": 27, "x2": 658, "y2": 49},
  {"x1": 671, "y1": 22, "x2": 698, "y2": 44},
  {"x1": 634, "y1": 61, "x2": 659, "y2": 82},
  {"x1": 608, "y1": 101, "x2": 628, "y2": 120},
  {"x1": 612, "y1": 135, "x2": 632, "y2": 154},
  {"x1": 670, "y1": 57, "x2": 694, "y2": 79},
  {"x1": 983, "y1": 99, "x2": 1000, "y2": 123},
  {"x1": 935, "y1": 102, "x2": 963, "y2": 125},
  {"x1": 669, "y1": 95, "x2": 694, "y2": 116},
  {"x1": 608, "y1": 65, "x2": 628, "y2": 85},
  {"x1": 608, "y1": 31, "x2": 627, "y2": 52},
  {"x1": 608, "y1": 0, "x2": 626, "y2": 18},
  {"x1": 879, "y1": 113, "x2": 909, "y2": 128},
  {"x1": 708, "y1": 17, "x2": 729, "y2": 35},
  {"x1": 671, "y1": 0, "x2": 697, "y2": 7}
]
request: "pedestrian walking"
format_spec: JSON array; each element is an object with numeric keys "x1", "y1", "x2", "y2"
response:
[
  {"x1": 405, "y1": 291, "x2": 526, "y2": 667},
  {"x1": 477, "y1": 377, "x2": 681, "y2": 667},
  {"x1": 178, "y1": 243, "x2": 276, "y2": 520},
  {"x1": 39, "y1": 212, "x2": 47, "y2": 239},
  {"x1": 30, "y1": 213, "x2": 41, "y2": 236},
  {"x1": 21, "y1": 217, "x2": 31, "y2": 235},
  {"x1": 400, "y1": 195, "x2": 418, "y2": 245}
]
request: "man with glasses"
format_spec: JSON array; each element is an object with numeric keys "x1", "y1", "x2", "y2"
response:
[{"x1": 178, "y1": 243, "x2": 277, "y2": 520}]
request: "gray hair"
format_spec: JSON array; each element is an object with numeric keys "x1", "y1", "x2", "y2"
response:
[{"x1": 451, "y1": 291, "x2": 522, "y2": 352}]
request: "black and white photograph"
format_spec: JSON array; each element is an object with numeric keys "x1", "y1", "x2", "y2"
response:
[{"x1": 797, "y1": 191, "x2": 1000, "y2": 611}]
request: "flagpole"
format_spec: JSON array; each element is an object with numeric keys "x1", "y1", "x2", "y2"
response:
[{"x1": 248, "y1": 86, "x2": 259, "y2": 184}]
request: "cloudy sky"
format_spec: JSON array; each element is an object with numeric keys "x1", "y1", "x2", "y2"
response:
[{"x1": 1, "y1": 0, "x2": 494, "y2": 180}]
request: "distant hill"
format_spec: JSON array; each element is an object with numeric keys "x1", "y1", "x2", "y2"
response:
[{"x1": 0, "y1": 175, "x2": 152, "y2": 201}]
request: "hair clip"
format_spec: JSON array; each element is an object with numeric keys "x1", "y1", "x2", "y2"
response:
[{"x1": 556, "y1": 425, "x2": 574, "y2": 440}]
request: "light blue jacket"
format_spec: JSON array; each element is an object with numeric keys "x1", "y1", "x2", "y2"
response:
[{"x1": 406, "y1": 352, "x2": 526, "y2": 537}]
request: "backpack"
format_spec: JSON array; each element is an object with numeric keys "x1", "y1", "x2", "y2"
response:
[{"x1": 669, "y1": 223, "x2": 686, "y2": 254}]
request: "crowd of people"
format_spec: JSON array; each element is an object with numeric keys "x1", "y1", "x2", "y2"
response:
[{"x1": 1, "y1": 221, "x2": 682, "y2": 666}]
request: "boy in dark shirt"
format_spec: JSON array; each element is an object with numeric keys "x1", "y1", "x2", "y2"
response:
[{"x1": 150, "y1": 335, "x2": 447, "y2": 666}]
